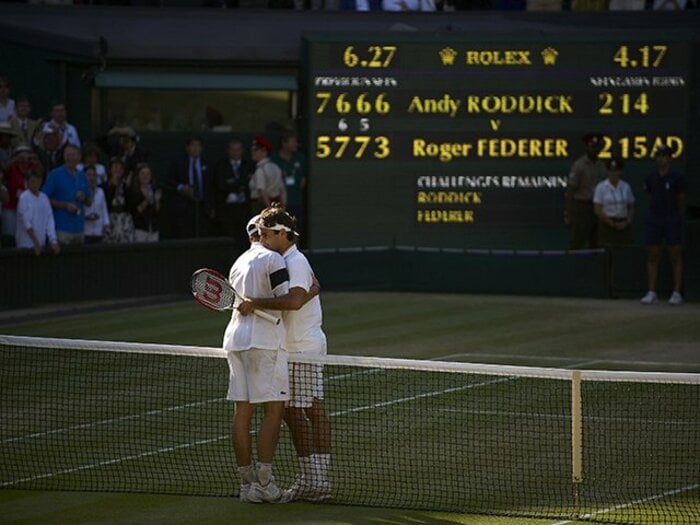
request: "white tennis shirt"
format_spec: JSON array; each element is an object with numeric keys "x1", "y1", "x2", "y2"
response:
[
  {"x1": 282, "y1": 244, "x2": 327, "y2": 355},
  {"x1": 15, "y1": 189, "x2": 57, "y2": 249},
  {"x1": 223, "y1": 242, "x2": 289, "y2": 352}
]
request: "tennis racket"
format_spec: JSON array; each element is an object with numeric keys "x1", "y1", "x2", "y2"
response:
[{"x1": 190, "y1": 268, "x2": 280, "y2": 325}]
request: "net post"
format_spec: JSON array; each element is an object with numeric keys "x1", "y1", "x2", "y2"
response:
[{"x1": 571, "y1": 370, "x2": 583, "y2": 510}]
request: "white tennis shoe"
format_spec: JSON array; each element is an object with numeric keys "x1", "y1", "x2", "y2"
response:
[
  {"x1": 668, "y1": 291, "x2": 683, "y2": 306},
  {"x1": 247, "y1": 480, "x2": 283, "y2": 503},
  {"x1": 305, "y1": 480, "x2": 332, "y2": 503},
  {"x1": 640, "y1": 291, "x2": 658, "y2": 305},
  {"x1": 239, "y1": 483, "x2": 252, "y2": 502},
  {"x1": 281, "y1": 475, "x2": 332, "y2": 503}
]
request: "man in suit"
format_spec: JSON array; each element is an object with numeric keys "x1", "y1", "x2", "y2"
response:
[
  {"x1": 9, "y1": 95, "x2": 41, "y2": 149},
  {"x1": 161, "y1": 136, "x2": 212, "y2": 239},
  {"x1": 212, "y1": 137, "x2": 255, "y2": 246}
]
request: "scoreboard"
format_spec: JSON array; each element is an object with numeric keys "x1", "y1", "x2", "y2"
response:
[{"x1": 302, "y1": 33, "x2": 691, "y2": 249}]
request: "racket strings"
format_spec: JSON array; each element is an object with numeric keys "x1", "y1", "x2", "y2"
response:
[{"x1": 192, "y1": 271, "x2": 235, "y2": 309}]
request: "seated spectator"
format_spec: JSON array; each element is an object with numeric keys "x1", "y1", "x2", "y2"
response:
[
  {"x1": 78, "y1": 143, "x2": 107, "y2": 186},
  {"x1": 42, "y1": 101, "x2": 81, "y2": 149},
  {"x1": 83, "y1": 165, "x2": 110, "y2": 244},
  {"x1": 10, "y1": 95, "x2": 42, "y2": 149},
  {"x1": 15, "y1": 170, "x2": 60, "y2": 256},
  {"x1": 33, "y1": 126, "x2": 66, "y2": 175},
  {"x1": 103, "y1": 158, "x2": 135, "y2": 243},
  {"x1": 42, "y1": 144, "x2": 92, "y2": 246},
  {"x1": 129, "y1": 163, "x2": 161, "y2": 242},
  {"x1": 0, "y1": 77, "x2": 15, "y2": 122}
]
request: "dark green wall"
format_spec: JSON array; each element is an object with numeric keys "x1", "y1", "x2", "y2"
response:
[
  {"x1": 0, "y1": 240, "x2": 658, "y2": 309},
  {"x1": 1, "y1": 40, "x2": 93, "y2": 136}
]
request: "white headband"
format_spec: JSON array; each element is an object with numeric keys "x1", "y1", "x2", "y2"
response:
[{"x1": 260, "y1": 222, "x2": 299, "y2": 236}]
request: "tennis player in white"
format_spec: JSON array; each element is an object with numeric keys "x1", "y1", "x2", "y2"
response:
[
  {"x1": 239, "y1": 204, "x2": 331, "y2": 503},
  {"x1": 224, "y1": 215, "x2": 290, "y2": 503}
]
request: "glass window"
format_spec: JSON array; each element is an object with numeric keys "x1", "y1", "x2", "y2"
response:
[{"x1": 100, "y1": 89, "x2": 293, "y2": 133}]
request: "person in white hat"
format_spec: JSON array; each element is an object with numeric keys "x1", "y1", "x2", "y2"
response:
[{"x1": 223, "y1": 213, "x2": 291, "y2": 504}]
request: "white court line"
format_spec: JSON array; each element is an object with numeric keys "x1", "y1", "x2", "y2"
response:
[
  {"x1": 549, "y1": 483, "x2": 700, "y2": 525},
  {"x1": 331, "y1": 377, "x2": 513, "y2": 416},
  {"x1": 0, "y1": 434, "x2": 228, "y2": 488},
  {"x1": 440, "y1": 352, "x2": 699, "y2": 369},
  {"x1": 438, "y1": 408, "x2": 697, "y2": 426},
  {"x1": 326, "y1": 352, "x2": 467, "y2": 381},
  {"x1": 1, "y1": 398, "x2": 226, "y2": 444},
  {"x1": 327, "y1": 358, "x2": 602, "y2": 416}
]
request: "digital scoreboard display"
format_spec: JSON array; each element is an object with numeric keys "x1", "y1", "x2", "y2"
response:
[{"x1": 303, "y1": 33, "x2": 690, "y2": 249}]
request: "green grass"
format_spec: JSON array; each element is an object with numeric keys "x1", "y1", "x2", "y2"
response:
[{"x1": 1, "y1": 292, "x2": 699, "y2": 525}]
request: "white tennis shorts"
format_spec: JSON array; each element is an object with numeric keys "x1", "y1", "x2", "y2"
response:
[
  {"x1": 287, "y1": 362, "x2": 325, "y2": 409},
  {"x1": 226, "y1": 348, "x2": 289, "y2": 404}
]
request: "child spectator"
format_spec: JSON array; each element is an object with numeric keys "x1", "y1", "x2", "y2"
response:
[
  {"x1": 78, "y1": 143, "x2": 107, "y2": 186},
  {"x1": 83, "y1": 165, "x2": 110, "y2": 244},
  {"x1": 15, "y1": 171, "x2": 60, "y2": 256}
]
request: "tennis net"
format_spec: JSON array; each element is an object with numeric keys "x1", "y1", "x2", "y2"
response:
[{"x1": 1, "y1": 335, "x2": 698, "y2": 524}]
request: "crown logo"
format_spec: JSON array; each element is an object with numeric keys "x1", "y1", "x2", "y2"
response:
[
  {"x1": 541, "y1": 47, "x2": 559, "y2": 66},
  {"x1": 439, "y1": 47, "x2": 458, "y2": 66}
]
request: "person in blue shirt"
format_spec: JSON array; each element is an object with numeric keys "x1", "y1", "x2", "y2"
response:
[
  {"x1": 640, "y1": 145, "x2": 686, "y2": 306},
  {"x1": 42, "y1": 144, "x2": 92, "y2": 246}
]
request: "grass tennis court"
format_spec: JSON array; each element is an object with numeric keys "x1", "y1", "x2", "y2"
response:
[{"x1": 1, "y1": 292, "x2": 699, "y2": 524}]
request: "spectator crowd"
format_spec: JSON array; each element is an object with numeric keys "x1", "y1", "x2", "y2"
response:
[{"x1": 0, "y1": 76, "x2": 307, "y2": 254}]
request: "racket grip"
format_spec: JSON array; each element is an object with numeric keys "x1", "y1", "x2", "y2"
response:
[{"x1": 254, "y1": 309, "x2": 281, "y2": 325}]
